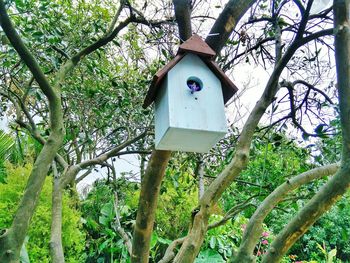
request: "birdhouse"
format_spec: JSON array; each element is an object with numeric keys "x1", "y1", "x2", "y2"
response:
[{"x1": 143, "y1": 34, "x2": 238, "y2": 153}]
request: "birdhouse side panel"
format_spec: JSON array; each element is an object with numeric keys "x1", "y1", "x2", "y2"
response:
[
  {"x1": 167, "y1": 54, "x2": 227, "y2": 133},
  {"x1": 154, "y1": 76, "x2": 171, "y2": 147}
]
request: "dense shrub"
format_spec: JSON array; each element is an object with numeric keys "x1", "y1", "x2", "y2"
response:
[{"x1": 0, "y1": 163, "x2": 85, "y2": 262}]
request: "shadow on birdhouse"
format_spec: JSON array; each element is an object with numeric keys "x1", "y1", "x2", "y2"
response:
[{"x1": 143, "y1": 34, "x2": 238, "y2": 153}]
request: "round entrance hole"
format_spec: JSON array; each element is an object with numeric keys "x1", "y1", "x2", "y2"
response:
[{"x1": 187, "y1": 76, "x2": 203, "y2": 93}]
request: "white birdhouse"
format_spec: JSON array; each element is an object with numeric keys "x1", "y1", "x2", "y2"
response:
[{"x1": 143, "y1": 34, "x2": 238, "y2": 153}]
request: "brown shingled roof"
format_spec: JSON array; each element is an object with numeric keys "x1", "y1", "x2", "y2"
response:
[{"x1": 142, "y1": 34, "x2": 238, "y2": 108}]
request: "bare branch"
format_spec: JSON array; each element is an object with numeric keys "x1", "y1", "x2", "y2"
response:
[
  {"x1": 293, "y1": 80, "x2": 334, "y2": 105},
  {"x1": 60, "y1": 131, "x2": 149, "y2": 187},
  {"x1": 208, "y1": 196, "x2": 257, "y2": 230},
  {"x1": 75, "y1": 169, "x2": 92, "y2": 185},
  {"x1": 106, "y1": 0, "x2": 126, "y2": 35},
  {"x1": 113, "y1": 192, "x2": 132, "y2": 255},
  {"x1": 79, "y1": 131, "x2": 149, "y2": 168}
]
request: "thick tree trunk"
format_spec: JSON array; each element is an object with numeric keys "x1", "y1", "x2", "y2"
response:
[
  {"x1": 131, "y1": 150, "x2": 171, "y2": 263},
  {"x1": 50, "y1": 175, "x2": 65, "y2": 263}
]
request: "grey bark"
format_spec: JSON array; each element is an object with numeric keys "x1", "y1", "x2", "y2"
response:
[
  {"x1": 205, "y1": 0, "x2": 257, "y2": 54},
  {"x1": 173, "y1": 0, "x2": 192, "y2": 41},
  {"x1": 50, "y1": 163, "x2": 65, "y2": 263},
  {"x1": 131, "y1": 150, "x2": 171, "y2": 263}
]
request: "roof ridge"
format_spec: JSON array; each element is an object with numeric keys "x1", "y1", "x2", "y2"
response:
[{"x1": 178, "y1": 34, "x2": 216, "y2": 58}]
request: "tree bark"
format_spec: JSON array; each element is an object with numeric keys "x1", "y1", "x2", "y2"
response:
[
  {"x1": 114, "y1": 192, "x2": 133, "y2": 256},
  {"x1": 205, "y1": 0, "x2": 257, "y2": 54},
  {"x1": 50, "y1": 166, "x2": 65, "y2": 263},
  {"x1": 158, "y1": 237, "x2": 186, "y2": 263},
  {"x1": 173, "y1": 207, "x2": 210, "y2": 263},
  {"x1": 172, "y1": 0, "x2": 192, "y2": 42},
  {"x1": 232, "y1": 164, "x2": 338, "y2": 263},
  {"x1": 131, "y1": 150, "x2": 171, "y2": 263}
]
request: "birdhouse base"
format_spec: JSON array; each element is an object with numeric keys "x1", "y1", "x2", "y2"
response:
[{"x1": 155, "y1": 127, "x2": 226, "y2": 153}]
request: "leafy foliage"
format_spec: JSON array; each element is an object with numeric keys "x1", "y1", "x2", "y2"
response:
[
  {"x1": 0, "y1": 164, "x2": 85, "y2": 262},
  {"x1": 0, "y1": 130, "x2": 14, "y2": 183},
  {"x1": 81, "y1": 180, "x2": 135, "y2": 262},
  {"x1": 156, "y1": 167, "x2": 198, "y2": 240}
]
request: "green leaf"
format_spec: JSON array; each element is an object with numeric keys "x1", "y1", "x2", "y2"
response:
[
  {"x1": 100, "y1": 202, "x2": 114, "y2": 218},
  {"x1": 195, "y1": 249, "x2": 224, "y2": 263},
  {"x1": 98, "y1": 215, "x2": 109, "y2": 226},
  {"x1": 302, "y1": 132, "x2": 309, "y2": 141},
  {"x1": 209, "y1": 236, "x2": 216, "y2": 249},
  {"x1": 150, "y1": 232, "x2": 158, "y2": 249},
  {"x1": 158, "y1": 237, "x2": 171, "y2": 245},
  {"x1": 32, "y1": 31, "x2": 44, "y2": 39},
  {"x1": 315, "y1": 124, "x2": 328, "y2": 136},
  {"x1": 86, "y1": 218, "x2": 99, "y2": 230},
  {"x1": 317, "y1": 243, "x2": 326, "y2": 255},
  {"x1": 327, "y1": 248, "x2": 337, "y2": 263},
  {"x1": 98, "y1": 239, "x2": 109, "y2": 252}
]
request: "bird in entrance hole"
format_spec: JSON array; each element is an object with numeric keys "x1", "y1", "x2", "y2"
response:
[{"x1": 187, "y1": 79, "x2": 202, "y2": 94}]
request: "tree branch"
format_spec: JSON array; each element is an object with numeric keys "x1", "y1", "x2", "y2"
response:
[
  {"x1": 75, "y1": 169, "x2": 92, "y2": 185},
  {"x1": 113, "y1": 192, "x2": 132, "y2": 255},
  {"x1": 0, "y1": 0, "x2": 56, "y2": 101},
  {"x1": 172, "y1": 0, "x2": 192, "y2": 42},
  {"x1": 158, "y1": 237, "x2": 186, "y2": 263},
  {"x1": 205, "y1": 0, "x2": 257, "y2": 54},
  {"x1": 208, "y1": 196, "x2": 257, "y2": 230},
  {"x1": 60, "y1": 131, "x2": 149, "y2": 188},
  {"x1": 233, "y1": 163, "x2": 338, "y2": 262}
]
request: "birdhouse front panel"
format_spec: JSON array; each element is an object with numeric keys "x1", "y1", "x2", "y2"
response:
[{"x1": 154, "y1": 53, "x2": 228, "y2": 153}]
